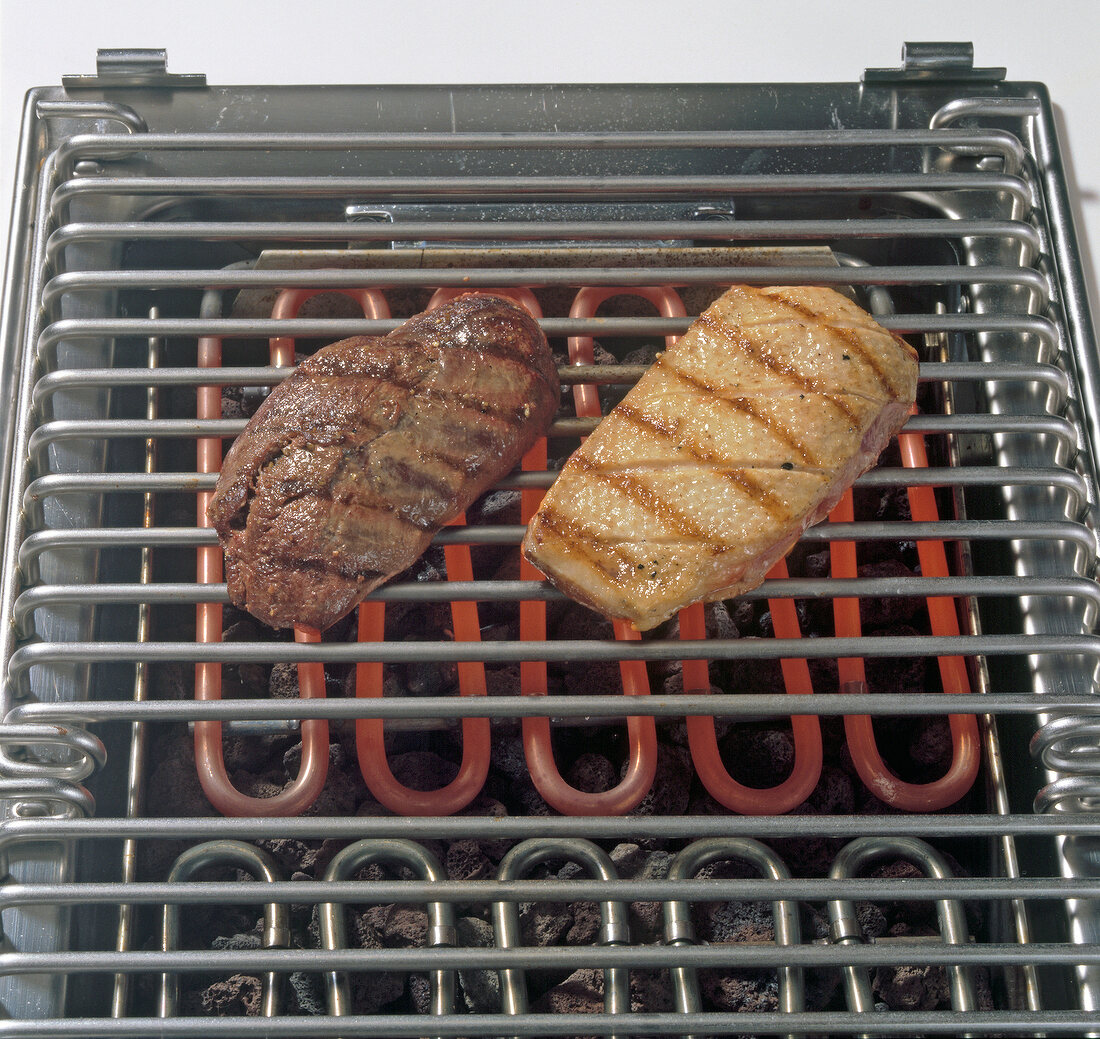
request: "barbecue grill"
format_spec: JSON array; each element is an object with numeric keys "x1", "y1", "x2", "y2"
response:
[{"x1": 1, "y1": 43, "x2": 1099, "y2": 1036}]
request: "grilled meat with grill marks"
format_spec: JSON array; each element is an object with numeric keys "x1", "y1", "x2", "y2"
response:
[
  {"x1": 522, "y1": 284, "x2": 918, "y2": 631},
  {"x1": 210, "y1": 294, "x2": 559, "y2": 630}
]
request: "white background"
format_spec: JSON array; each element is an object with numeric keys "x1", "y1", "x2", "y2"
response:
[{"x1": 3, "y1": 0, "x2": 1100, "y2": 334}]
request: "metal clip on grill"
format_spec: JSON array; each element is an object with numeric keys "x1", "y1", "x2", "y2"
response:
[
  {"x1": 158, "y1": 840, "x2": 288, "y2": 1019},
  {"x1": 827, "y1": 836, "x2": 978, "y2": 1018},
  {"x1": 829, "y1": 417, "x2": 980, "y2": 811},
  {"x1": 0, "y1": 723, "x2": 106, "y2": 784},
  {"x1": 493, "y1": 837, "x2": 631, "y2": 1035},
  {"x1": 319, "y1": 839, "x2": 455, "y2": 1021},
  {"x1": 663, "y1": 837, "x2": 805, "y2": 1039},
  {"x1": 1030, "y1": 715, "x2": 1100, "y2": 813}
]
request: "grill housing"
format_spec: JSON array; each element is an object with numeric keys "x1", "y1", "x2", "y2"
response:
[{"x1": 2, "y1": 45, "x2": 1099, "y2": 1036}]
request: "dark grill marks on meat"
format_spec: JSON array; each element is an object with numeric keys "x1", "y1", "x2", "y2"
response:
[
  {"x1": 696, "y1": 310, "x2": 862, "y2": 423},
  {"x1": 570, "y1": 454, "x2": 725, "y2": 546},
  {"x1": 522, "y1": 284, "x2": 918, "y2": 631},
  {"x1": 646, "y1": 358, "x2": 819, "y2": 465},
  {"x1": 610, "y1": 401, "x2": 806, "y2": 523},
  {"x1": 530, "y1": 505, "x2": 636, "y2": 586},
  {"x1": 740, "y1": 285, "x2": 919, "y2": 398},
  {"x1": 720, "y1": 467, "x2": 790, "y2": 523},
  {"x1": 209, "y1": 295, "x2": 559, "y2": 631},
  {"x1": 752, "y1": 285, "x2": 915, "y2": 400}
]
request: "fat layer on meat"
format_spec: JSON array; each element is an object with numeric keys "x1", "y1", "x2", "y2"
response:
[{"x1": 522, "y1": 284, "x2": 919, "y2": 631}]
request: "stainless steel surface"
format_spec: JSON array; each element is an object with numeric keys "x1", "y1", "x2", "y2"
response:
[{"x1": 0, "y1": 47, "x2": 1098, "y2": 1036}]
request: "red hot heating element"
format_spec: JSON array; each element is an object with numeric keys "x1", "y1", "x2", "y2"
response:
[{"x1": 193, "y1": 282, "x2": 979, "y2": 818}]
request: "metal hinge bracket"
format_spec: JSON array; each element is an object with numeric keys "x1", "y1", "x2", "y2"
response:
[
  {"x1": 863, "y1": 42, "x2": 1006, "y2": 84},
  {"x1": 62, "y1": 49, "x2": 206, "y2": 90}
]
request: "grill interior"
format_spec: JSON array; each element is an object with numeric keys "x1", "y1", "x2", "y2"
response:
[{"x1": 2, "y1": 47, "x2": 1100, "y2": 1037}]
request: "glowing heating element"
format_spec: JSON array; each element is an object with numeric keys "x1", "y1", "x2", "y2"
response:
[
  {"x1": 194, "y1": 285, "x2": 978, "y2": 818},
  {"x1": 194, "y1": 287, "x2": 389, "y2": 817}
]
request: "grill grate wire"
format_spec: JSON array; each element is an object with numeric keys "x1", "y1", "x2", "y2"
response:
[{"x1": 0, "y1": 76, "x2": 1098, "y2": 1037}]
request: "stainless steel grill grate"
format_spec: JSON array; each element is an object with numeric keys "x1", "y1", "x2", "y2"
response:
[{"x1": 2, "y1": 44, "x2": 1099, "y2": 1037}]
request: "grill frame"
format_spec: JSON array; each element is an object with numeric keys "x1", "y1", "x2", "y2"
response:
[{"x1": 2, "y1": 47, "x2": 1100, "y2": 1036}]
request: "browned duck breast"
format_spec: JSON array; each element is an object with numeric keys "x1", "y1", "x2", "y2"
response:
[
  {"x1": 522, "y1": 284, "x2": 918, "y2": 631},
  {"x1": 210, "y1": 294, "x2": 559, "y2": 630}
]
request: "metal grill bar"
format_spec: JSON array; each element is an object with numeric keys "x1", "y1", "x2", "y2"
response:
[
  {"x1": 45, "y1": 216, "x2": 1043, "y2": 255},
  {"x1": 29, "y1": 360, "x2": 1072, "y2": 407},
  {"x1": 0, "y1": 1011, "x2": 1095, "y2": 1039},
  {"x1": 6, "y1": 875, "x2": 1100, "y2": 908},
  {"x1": 39, "y1": 265, "x2": 1051, "y2": 303},
  {"x1": 10, "y1": 631, "x2": 1100, "y2": 675},
  {"x1": 8, "y1": 692, "x2": 1100, "y2": 723},
  {"x1": 4, "y1": 64, "x2": 1098, "y2": 1035},
  {"x1": 24, "y1": 413, "x2": 1079, "y2": 472},
  {"x1": 14, "y1": 571, "x2": 1099, "y2": 618},
  {"x1": 53, "y1": 125, "x2": 1029, "y2": 158},
  {"x1": 7, "y1": 635, "x2": 1100, "y2": 705},
  {"x1": 3, "y1": 943, "x2": 1099, "y2": 973},
  {"x1": 49, "y1": 171, "x2": 1034, "y2": 214},
  {"x1": 14, "y1": 518, "x2": 1096, "y2": 562},
  {"x1": 20, "y1": 467, "x2": 1093, "y2": 524},
  {"x1": 3, "y1": 813, "x2": 1097, "y2": 843}
]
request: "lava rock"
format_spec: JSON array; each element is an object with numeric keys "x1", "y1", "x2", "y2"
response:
[
  {"x1": 531, "y1": 966, "x2": 604, "y2": 1014},
  {"x1": 490, "y1": 733, "x2": 530, "y2": 782},
  {"x1": 302, "y1": 756, "x2": 363, "y2": 817},
  {"x1": 873, "y1": 961, "x2": 950, "y2": 1010},
  {"x1": 454, "y1": 795, "x2": 513, "y2": 861},
  {"x1": 608, "y1": 843, "x2": 647, "y2": 877},
  {"x1": 609, "y1": 844, "x2": 672, "y2": 942},
  {"x1": 553, "y1": 609, "x2": 615, "y2": 644},
  {"x1": 858, "y1": 559, "x2": 923, "y2": 627},
  {"x1": 229, "y1": 768, "x2": 290, "y2": 803},
  {"x1": 660, "y1": 679, "x2": 732, "y2": 747},
  {"x1": 521, "y1": 901, "x2": 574, "y2": 948},
  {"x1": 268, "y1": 662, "x2": 300, "y2": 699},
  {"x1": 456, "y1": 916, "x2": 500, "y2": 1012},
  {"x1": 767, "y1": 766, "x2": 856, "y2": 876},
  {"x1": 865, "y1": 625, "x2": 928, "y2": 695},
  {"x1": 699, "y1": 969, "x2": 778, "y2": 1014},
  {"x1": 446, "y1": 839, "x2": 494, "y2": 882},
  {"x1": 337, "y1": 907, "x2": 407, "y2": 1012},
  {"x1": 364, "y1": 904, "x2": 429, "y2": 948},
  {"x1": 211, "y1": 931, "x2": 261, "y2": 952},
  {"x1": 257, "y1": 837, "x2": 349, "y2": 879},
  {"x1": 628, "y1": 742, "x2": 693, "y2": 821},
  {"x1": 565, "y1": 899, "x2": 602, "y2": 946},
  {"x1": 909, "y1": 716, "x2": 953, "y2": 771},
  {"x1": 386, "y1": 750, "x2": 459, "y2": 792},
  {"x1": 563, "y1": 660, "x2": 621, "y2": 699},
  {"x1": 199, "y1": 974, "x2": 263, "y2": 1016},
  {"x1": 222, "y1": 618, "x2": 266, "y2": 643},
  {"x1": 408, "y1": 972, "x2": 433, "y2": 1014},
  {"x1": 717, "y1": 725, "x2": 797, "y2": 790},
  {"x1": 631, "y1": 969, "x2": 675, "y2": 1012},
  {"x1": 697, "y1": 897, "x2": 776, "y2": 946},
  {"x1": 856, "y1": 900, "x2": 890, "y2": 940},
  {"x1": 404, "y1": 656, "x2": 458, "y2": 698},
  {"x1": 484, "y1": 663, "x2": 521, "y2": 697},
  {"x1": 567, "y1": 753, "x2": 617, "y2": 794},
  {"x1": 222, "y1": 733, "x2": 285, "y2": 774},
  {"x1": 288, "y1": 970, "x2": 326, "y2": 1015}
]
